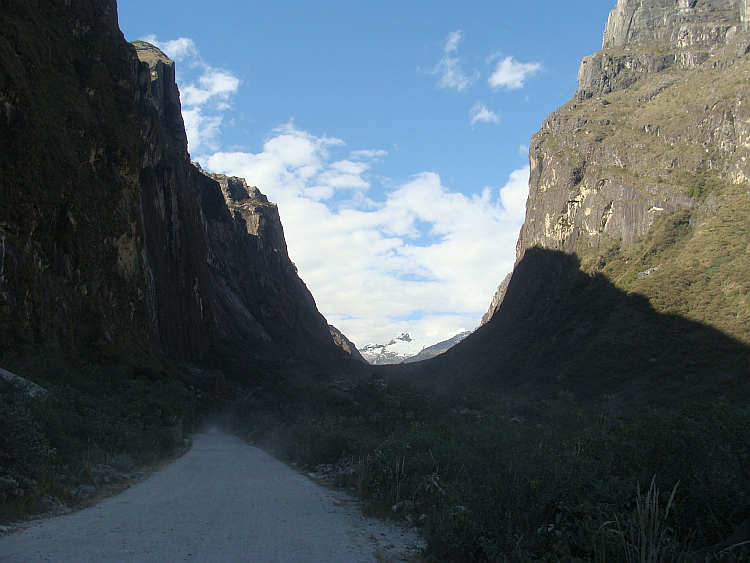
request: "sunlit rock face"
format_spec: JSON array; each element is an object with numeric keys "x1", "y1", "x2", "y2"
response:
[
  {"x1": 480, "y1": 273, "x2": 512, "y2": 326},
  {"x1": 516, "y1": 0, "x2": 750, "y2": 259},
  {"x1": 0, "y1": 2, "x2": 352, "y2": 378},
  {"x1": 328, "y1": 325, "x2": 367, "y2": 363}
]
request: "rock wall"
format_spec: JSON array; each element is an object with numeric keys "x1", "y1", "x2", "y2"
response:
[
  {"x1": 0, "y1": 0, "x2": 351, "y2": 378},
  {"x1": 480, "y1": 273, "x2": 511, "y2": 326},
  {"x1": 601, "y1": 0, "x2": 739, "y2": 50},
  {"x1": 477, "y1": 0, "x2": 750, "y2": 355},
  {"x1": 516, "y1": 0, "x2": 750, "y2": 258}
]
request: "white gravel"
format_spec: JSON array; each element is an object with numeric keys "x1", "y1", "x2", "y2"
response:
[{"x1": 0, "y1": 427, "x2": 423, "y2": 562}]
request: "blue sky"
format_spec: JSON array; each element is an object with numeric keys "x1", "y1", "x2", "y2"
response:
[{"x1": 117, "y1": 1, "x2": 616, "y2": 348}]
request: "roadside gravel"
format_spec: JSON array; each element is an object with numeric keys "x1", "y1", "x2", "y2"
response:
[{"x1": 0, "y1": 427, "x2": 423, "y2": 562}]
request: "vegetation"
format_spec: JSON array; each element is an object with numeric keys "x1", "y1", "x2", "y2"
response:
[
  {"x1": 0, "y1": 343, "x2": 221, "y2": 522},
  {"x1": 227, "y1": 374, "x2": 749, "y2": 561},
  {"x1": 578, "y1": 183, "x2": 750, "y2": 347}
]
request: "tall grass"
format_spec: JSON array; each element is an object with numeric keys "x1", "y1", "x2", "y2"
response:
[{"x1": 598, "y1": 477, "x2": 682, "y2": 563}]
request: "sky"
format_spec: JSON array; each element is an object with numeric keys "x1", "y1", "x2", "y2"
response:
[{"x1": 117, "y1": 1, "x2": 617, "y2": 348}]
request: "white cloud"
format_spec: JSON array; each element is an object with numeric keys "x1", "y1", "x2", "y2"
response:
[
  {"x1": 181, "y1": 68, "x2": 240, "y2": 107},
  {"x1": 429, "y1": 30, "x2": 479, "y2": 92},
  {"x1": 144, "y1": 36, "x2": 199, "y2": 62},
  {"x1": 470, "y1": 102, "x2": 500, "y2": 125},
  {"x1": 205, "y1": 124, "x2": 529, "y2": 347},
  {"x1": 488, "y1": 56, "x2": 542, "y2": 90},
  {"x1": 143, "y1": 37, "x2": 531, "y2": 347},
  {"x1": 182, "y1": 109, "x2": 223, "y2": 153},
  {"x1": 444, "y1": 30, "x2": 464, "y2": 54},
  {"x1": 142, "y1": 35, "x2": 239, "y2": 154}
]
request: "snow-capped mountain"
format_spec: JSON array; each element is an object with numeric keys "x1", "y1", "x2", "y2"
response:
[{"x1": 359, "y1": 330, "x2": 470, "y2": 365}]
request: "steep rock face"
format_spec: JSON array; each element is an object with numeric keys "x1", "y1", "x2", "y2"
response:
[
  {"x1": 601, "y1": 0, "x2": 738, "y2": 50},
  {"x1": 1, "y1": 0, "x2": 151, "y2": 360},
  {"x1": 512, "y1": 0, "x2": 750, "y2": 347},
  {"x1": 328, "y1": 325, "x2": 367, "y2": 363},
  {"x1": 131, "y1": 40, "x2": 345, "y2": 370},
  {"x1": 0, "y1": 0, "x2": 350, "y2": 378},
  {"x1": 480, "y1": 273, "x2": 512, "y2": 326},
  {"x1": 518, "y1": 0, "x2": 750, "y2": 259}
]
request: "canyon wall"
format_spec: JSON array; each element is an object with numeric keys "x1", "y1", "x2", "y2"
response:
[{"x1": 0, "y1": 0, "x2": 354, "y2": 379}]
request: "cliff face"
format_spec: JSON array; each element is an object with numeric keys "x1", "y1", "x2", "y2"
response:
[
  {"x1": 510, "y1": 0, "x2": 750, "y2": 343},
  {"x1": 519, "y1": 0, "x2": 749, "y2": 255},
  {"x1": 416, "y1": 0, "x2": 750, "y2": 403},
  {"x1": 0, "y1": 0, "x2": 349, "y2": 378}
]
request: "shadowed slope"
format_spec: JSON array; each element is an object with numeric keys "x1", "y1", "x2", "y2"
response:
[{"x1": 407, "y1": 247, "x2": 749, "y2": 409}]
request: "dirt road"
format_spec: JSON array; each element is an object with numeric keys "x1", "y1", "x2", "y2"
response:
[{"x1": 0, "y1": 427, "x2": 422, "y2": 562}]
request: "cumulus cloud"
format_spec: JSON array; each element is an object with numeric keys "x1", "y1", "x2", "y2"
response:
[
  {"x1": 429, "y1": 30, "x2": 479, "y2": 92},
  {"x1": 146, "y1": 37, "x2": 530, "y2": 346},
  {"x1": 180, "y1": 68, "x2": 239, "y2": 107},
  {"x1": 205, "y1": 124, "x2": 529, "y2": 347},
  {"x1": 470, "y1": 102, "x2": 500, "y2": 125},
  {"x1": 182, "y1": 109, "x2": 223, "y2": 153},
  {"x1": 142, "y1": 35, "x2": 239, "y2": 154},
  {"x1": 488, "y1": 56, "x2": 542, "y2": 90}
]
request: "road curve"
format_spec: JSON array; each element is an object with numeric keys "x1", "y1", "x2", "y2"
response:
[{"x1": 0, "y1": 427, "x2": 421, "y2": 562}]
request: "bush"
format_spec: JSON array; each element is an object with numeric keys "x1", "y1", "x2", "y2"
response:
[{"x1": 0, "y1": 384, "x2": 54, "y2": 516}]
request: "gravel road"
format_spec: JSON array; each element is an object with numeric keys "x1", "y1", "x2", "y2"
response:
[{"x1": 0, "y1": 427, "x2": 422, "y2": 562}]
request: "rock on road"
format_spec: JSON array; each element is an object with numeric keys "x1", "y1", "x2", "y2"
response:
[{"x1": 0, "y1": 427, "x2": 422, "y2": 562}]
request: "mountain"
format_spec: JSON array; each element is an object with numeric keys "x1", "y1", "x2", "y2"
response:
[
  {"x1": 480, "y1": 273, "x2": 511, "y2": 325},
  {"x1": 0, "y1": 1, "x2": 357, "y2": 382},
  {"x1": 328, "y1": 324, "x2": 367, "y2": 363},
  {"x1": 409, "y1": 0, "x2": 750, "y2": 406},
  {"x1": 360, "y1": 330, "x2": 470, "y2": 365},
  {"x1": 402, "y1": 331, "x2": 471, "y2": 363}
]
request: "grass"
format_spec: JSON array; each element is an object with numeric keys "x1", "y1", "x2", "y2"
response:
[
  {"x1": 609, "y1": 478, "x2": 680, "y2": 563},
  {"x1": 227, "y1": 373, "x2": 750, "y2": 562}
]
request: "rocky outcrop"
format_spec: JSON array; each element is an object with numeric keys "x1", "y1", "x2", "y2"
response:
[
  {"x1": 601, "y1": 0, "x2": 738, "y2": 50},
  {"x1": 328, "y1": 325, "x2": 367, "y2": 363},
  {"x1": 480, "y1": 273, "x2": 512, "y2": 325},
  {"x1": 0, "y1": 0, "x2": 352, "y2": 380},
  {"x1": 517, "y1": 0, "x2": 750, "y2": 259},
  {"x1": 578, "y1": 0, "x2": 743, "y2": 98}
]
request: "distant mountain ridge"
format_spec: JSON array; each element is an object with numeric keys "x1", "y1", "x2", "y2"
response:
[{"x1": 359, "y1": 330, "x2": 470, "y2": 365}]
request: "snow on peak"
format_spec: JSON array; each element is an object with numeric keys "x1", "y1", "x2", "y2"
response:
[{"x1": 359, "y1": 329, "x2": 469, "y2": 365}]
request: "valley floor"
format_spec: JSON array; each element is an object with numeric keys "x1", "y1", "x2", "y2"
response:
[{"x1": 0, "y1": 427, "x2": 423, "y2": 562}]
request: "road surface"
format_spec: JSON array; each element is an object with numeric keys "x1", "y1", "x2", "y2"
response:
[{"x1": 0, "y1": 427, "x2": 422, "y2": 562}]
